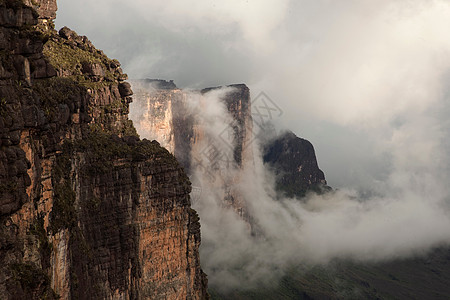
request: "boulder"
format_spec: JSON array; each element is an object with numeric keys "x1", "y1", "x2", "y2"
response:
[
  {"x1": 118, "y1": 82, "x2": 133, "y2": 97},
  {"x1": 81, "y1": 61, "x2": 105, "y2": 77},
  {"x1": 58, "y1": 26, "x2": 77, "y2": 40}
]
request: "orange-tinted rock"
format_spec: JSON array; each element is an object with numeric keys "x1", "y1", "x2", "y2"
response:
[
  {"x1": 0, "y1": 1, "x2": 208, "y2": 299},
  {"x1": 132, "y1": 80, "x2": 253, "y2": 221}
]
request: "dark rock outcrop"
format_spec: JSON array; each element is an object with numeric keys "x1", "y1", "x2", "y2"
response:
[
  {"x1": 263, "y1": 131, "x2": 330, "y2": 198},
  {"x1": 0, "y1": 1, "x2": 208, "y2": 299},
  {"x1": 118, "y1": 81, "x2": 133, "y2": 97}
]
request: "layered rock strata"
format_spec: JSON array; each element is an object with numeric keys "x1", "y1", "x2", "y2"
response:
[{"x1": 0, "y1": 1, "x2": 207, "y2": 299}]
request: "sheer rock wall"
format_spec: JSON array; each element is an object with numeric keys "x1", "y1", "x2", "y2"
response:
[
  {"x1": 0, "y1": 1, "x2": 208, "y2": 299},
  {"x1": 132, "y1": 81, "x2": 253, "y2": 219}
]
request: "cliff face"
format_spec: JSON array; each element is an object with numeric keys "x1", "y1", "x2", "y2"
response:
[
  {"x1": 0, "y1": 1, "x2": 207, "y2": 299},
  {"x1": 263, "y1": 131, "x2": 329, "y2": 198},
  {"x1": 132, "y1": 81, "x2": 253, "y2": 219},
  {"x1": 132, "y1": 81, "x2": 327, "y2": 211},
  {"x1": 132, "y1": 80, "x2": 188, "y2": 167}
]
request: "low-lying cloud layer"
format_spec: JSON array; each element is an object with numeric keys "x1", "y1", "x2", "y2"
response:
[{"x1": 130, "y1": 85, "x2": 450, "y2": 291}]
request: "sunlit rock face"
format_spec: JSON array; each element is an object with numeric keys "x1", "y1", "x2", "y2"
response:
[
  {"x1": 131, "y1": 80, "x2": 187, "y2": 163},
  {"x1": 131, "y1": 80, "x2": 254, "y2": 221},
  {"x1": 0, "y1": 2, "x2": 207, "y2": 299},
  {"x1": 131, "y1": 79, "x2": 329, "y2": 224}
]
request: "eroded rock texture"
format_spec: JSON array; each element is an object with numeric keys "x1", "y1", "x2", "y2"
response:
[{"x1": 0, "y1": 1, "x2": 207, "y2": 299}]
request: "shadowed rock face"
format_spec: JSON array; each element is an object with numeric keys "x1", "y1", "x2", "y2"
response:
[
  {"x1": 263, "y1": 131, "x2": 329, "y2": 198},
  {"x1": 0, "y1": 1, "x2": 207, "y2": 299}
]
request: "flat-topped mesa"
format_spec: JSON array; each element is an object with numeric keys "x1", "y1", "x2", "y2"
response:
[
  {"x1": 131, "y1": 79, "x2": 184, "y2": 160},
  {"x1": 135, "y1": 78, "x2": 178, "y2": 90},
  {"x1": 33, "y1": 0, "x2": 57, "y2": 20}
]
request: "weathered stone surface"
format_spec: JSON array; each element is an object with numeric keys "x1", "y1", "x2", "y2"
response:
[
  {"x1": 35, "y1": 0, "x2": 57, "y2": 20},
  {"x1": 22, "y1": 0, "x2": 57, "y2": 30},
  {"x1": 0, "y1": 4, "x2": 37, "y2": 27},
  {"x1": 0, "y1": 1, "x2": 208, "y2": 299},
  {"x1": 118, "y1": 72, "x2": 128, "y2": 81},
  {"x1": 81, "y1": 61, "x2": 104, "y2": 77},
  {"x1": 32, "y1": 58, "x2": 57, "y2": 78},
  {"x1": 12, "y1": 34, "x2": 43, "y2": 55},
  {"x1": 68, "y1": 140, "x2": 207, "y2": 299},
  {"x1": 118, "y1": 81, "x2": 133, "y2": 97},
  {"x1": 58, "y1": 26, "x2": 76, "y2": 40},
  {"x1": 0, "y1": 63, "x2": 13, "y2": 79}
]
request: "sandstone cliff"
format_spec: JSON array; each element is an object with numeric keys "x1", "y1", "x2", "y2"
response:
[
  {"x1": 131, "y1": 80, "x2": 327, "y2": 213},
  {"x1": 0, "y1": 1, "x2": 207, "y2": 299},
  {"x1": 132, "y1": 81, "x2": 253, "y2": 220}
]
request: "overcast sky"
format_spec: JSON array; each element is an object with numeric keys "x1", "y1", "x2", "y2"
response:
[{"x1": 55, "y1": 0, "x2": 450, "y2": 190}]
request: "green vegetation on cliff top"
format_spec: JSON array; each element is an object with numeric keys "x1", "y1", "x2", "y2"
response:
[{"x1": 43, "y1": 36, "x2": 117, "y2": 88}]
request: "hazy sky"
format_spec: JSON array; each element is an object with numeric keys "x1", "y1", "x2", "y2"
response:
[{"x1": 55, "y1": 0, "x2": 450, "y2": 190}]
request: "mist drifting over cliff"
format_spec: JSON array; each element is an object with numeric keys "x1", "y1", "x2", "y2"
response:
[
  {"x1": 56, "y1": 0, "x2": 450, "y2": 189},
  {"x1": 57, "y1": 0, "x2": 450, "y2": 291},
  {"x1": 128, "y1": 83, "x2": 450, "y2": 291}
]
